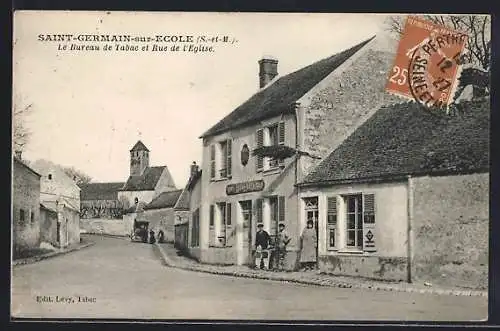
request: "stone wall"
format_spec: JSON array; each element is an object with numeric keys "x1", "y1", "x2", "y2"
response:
[
  {"x1": 319, "y1": 255, "x2": 408, "y2": 281},
  {"x1": 299, "y1": 41, "x2": 402, "y2": 179},
  {"x1": 138, "y1": 208, "x2": 175, "y2": 243},
  {"x1": 13, "y1": 160, "x2": 41, "y2": 252},
  {"x1": 412, "y1": 172, "x2": 489, "y2": 289},
  {"x1": 80, "y1": 218, "x2": 130, "y2": 236},
  {"x1": 40, "y1": 208, "x2": 58, "y2": 246}
]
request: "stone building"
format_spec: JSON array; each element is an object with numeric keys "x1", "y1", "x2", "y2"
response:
[
  {"x1": 197, "y1": 35, "x2": 401, "y2": 269},
  {"x1": 297, "y1": 99, "x2": 489, "y2": 289},
  {"x1": 173, "y1": 162, "x2": 202, "y2": 256},
  {"x1": 32, "y1": 159, "x2": 81, "y2": 248},
  {"x1": 80, "y1": 182, "x2": 125, "y2": 219},
  {"x1": 117, "y1": 140, "x2": 177, "y2": 207},
  {"x1": 12, "y1": 155, "x2": 42, "y2": 255},
  {"x1": 140, "y1": 189, "x2": 183, "y2": 243}
]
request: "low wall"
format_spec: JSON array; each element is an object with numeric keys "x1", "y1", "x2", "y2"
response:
[
  {"x1": 318, "y1": 255, "x2": 408, "y2": 281},
  {"x1": 80, "y1": 218, "x2": 129, "y2": 237},
  {"x1": 413, "y1": 172, "x2": 489, "y2": 289}
]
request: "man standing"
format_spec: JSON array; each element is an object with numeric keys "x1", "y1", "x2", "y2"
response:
[
  {"x1": 276, "y1": 223, "x2": 291, "y2": 271},
  {"x1": 255, "y1": 223, "x2": 271, "y2": 269}
]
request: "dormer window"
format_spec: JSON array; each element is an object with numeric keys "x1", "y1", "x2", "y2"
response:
[{"x1": 48, "y1": 174, "x2": 52, "y2": 180}]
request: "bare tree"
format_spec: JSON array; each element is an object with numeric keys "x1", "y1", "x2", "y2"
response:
[
  {"x1": 385, "y1": 15, "x2": 491, "y2": 70},
  {"x1": 12, "y1": 103, "x2": 33, "y2": 153},
  {"x1": 62, "y1": 166, "x2": 93, "y2": 185}
]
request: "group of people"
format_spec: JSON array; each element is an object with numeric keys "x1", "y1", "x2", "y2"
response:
[
  {"x1": 254, "y1": 219, "x2": 317, "y2": 272},
  {"x1": 134, "y1": 223, "x2": 165, "y2": 244}
]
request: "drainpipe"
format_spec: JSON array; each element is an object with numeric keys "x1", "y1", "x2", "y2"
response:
[
  {"x1": 407, "y1": 175, "x2": 414, "y2": 283},
  {"x1": 294, "y1": 102, "x2": 301, "y2": 271}
]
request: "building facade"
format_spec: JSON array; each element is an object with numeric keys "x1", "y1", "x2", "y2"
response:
[
  {"x1": 12, "y1": 156, "x2": 42, "y2": 254},
  {"x1": 174, "y1": 162, "x2": 202, "y2": 258},
  {"x1": 197, "y1": 35, "x2": 401, "y2": 269},
  {"x1": 32, "y1": 159, "x2": 81, "y2": 247},
  {"x1": 297, "y1": 99, "x2": 489, "y2": 289}
]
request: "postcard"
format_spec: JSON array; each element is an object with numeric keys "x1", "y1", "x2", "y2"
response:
[{"x1": 11, "y1": 11, "x2": 490, "y2": 321}]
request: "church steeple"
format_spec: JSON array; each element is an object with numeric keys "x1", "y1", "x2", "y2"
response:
[{"x1": 130, "y1": 140, "x2": 149, "y2": 176}]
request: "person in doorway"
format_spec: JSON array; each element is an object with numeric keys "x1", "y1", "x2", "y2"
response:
[
  {"x1": 276, "y1": 223, "x2": 291, "y2": 271},
  {"x1": 149, "y1": 229, "x2": 156, "y2": 244},
  {"x1": 254, "y1": 223, "x2": 271, "y2": 269},
  {"x1": 299, "y1": 220, "x2": 317, "y2": 271},
  {"x1": 141, "y1": 225, "x2": 148, "y2": 243}
]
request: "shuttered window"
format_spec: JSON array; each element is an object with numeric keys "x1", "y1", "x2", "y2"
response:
[
  {"x1": 363, "y1": 194, "x2": 376, "y2": 252},
  {"x1": 278, "y1": 122, "x2": 285, "y2": 165},
  {"x1": 19, "y1": 209, "x2": 25, "y2": 226},
  {"x1": 209, "y1": 205, "x2": 215, "y2": 227},
  {"x1": 225, "y1": 202, "x2": 233, "y2": 247},
  {"x1": 256, "y1": 198, "x2": 263, "y2": 225},
  {"x1": 278, "y1": 196, "x2": 285, "y2": 225},
  {"x1": 226, "y1": 139, "x2": 232, "y2": 178},
  {"x1": 327, "y1": 197, "x2": 337, "y2": 249},
  {"x1": 210, "y1": 145, "x2": 216, "y2": 179},
  {"x1": 256, "y1": 129, "x2": 264, "y2": 172}
]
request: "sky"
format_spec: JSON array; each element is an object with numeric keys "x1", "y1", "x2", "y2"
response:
[{"x1": 13, "y1": 11, "x2": 392, "y2": 187}]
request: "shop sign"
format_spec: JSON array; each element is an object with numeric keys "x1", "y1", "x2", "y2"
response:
[{"x1": 226, "y1": 180, "x2": 265, "y2": 196}]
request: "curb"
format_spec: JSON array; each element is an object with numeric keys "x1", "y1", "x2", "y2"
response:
[
  {"x1": 82, "y1": 233, "x2": 130, "y2": 240},
  {"x1": 153, "y1": 243, "x2": 487, "y2": 298},
  {"x1": 13, "y1": 241, "x2": 95, "y2": 267}
]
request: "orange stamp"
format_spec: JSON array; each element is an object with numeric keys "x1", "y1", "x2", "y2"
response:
[{"x1": 386, "y1": 16, "x2": 469, "y2": 109}]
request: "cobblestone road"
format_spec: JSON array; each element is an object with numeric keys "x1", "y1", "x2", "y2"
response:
[{"x1": 11, "y1": 235, "x2": 488, "y2": 321}]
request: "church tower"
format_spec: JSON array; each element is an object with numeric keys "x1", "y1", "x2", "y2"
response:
[{"x1": 130, "y1": 140, "x2": 150, "y2": 176}]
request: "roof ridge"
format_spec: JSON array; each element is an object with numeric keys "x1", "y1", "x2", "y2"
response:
[{"x1": 200, "y1": 36, "x2": 375, "y2": 138}]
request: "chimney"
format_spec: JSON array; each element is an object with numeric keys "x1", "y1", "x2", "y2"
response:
[
  {"x1": 258, "y1": 56, "x2": 278, "y2": 88},
  {"x1": 190, "y1": 161, "x2": 199, "y2": 178},
  {"x1": 15, "y1": 151, "x2": 22, "y2": 160}
]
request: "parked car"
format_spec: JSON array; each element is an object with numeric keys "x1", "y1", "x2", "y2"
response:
[{"x1": 131, "y1": 220, "x2": 149, "y2": 243}]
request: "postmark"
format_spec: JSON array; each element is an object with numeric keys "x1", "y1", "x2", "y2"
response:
[{"x1": 386, "y1": 16, "x2": 469, "y2": 110}]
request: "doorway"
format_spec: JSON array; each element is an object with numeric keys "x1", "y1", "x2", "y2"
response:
[
  {"x1": 239, "y1": 200, "x2": 252, "y2": 265},
  {"x1": 303, "y1": 197, "x2": 319, "y2": 262}
]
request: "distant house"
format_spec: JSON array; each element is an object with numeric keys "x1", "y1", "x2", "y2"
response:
[
  {"x1": 297, "y1": 99, "x2": 489, "y2": 289},
  {"x1": 32, "y1": 159, "x2": 81, "y2": 248},
  {"x1": 12, "y1": 155, "x2": 42, "y2": 255},
  {"x1": 117, "y1": 140, "x2": 177, "y2": 207},
  {"x1": 197, "y1": 35, "x2": 401, "y2": 268},
  {"x1": 140, "y1": 189, "x2": 183, "y2": 243},
  {"x1": 173, "y1": 162, "x2": 202, "y2": 256},
  {"x1": 79, "y1": 182, "x2": 125, "y2": 219}
]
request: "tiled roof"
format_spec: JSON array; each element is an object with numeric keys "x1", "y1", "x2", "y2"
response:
[
  {"x1": 130, "y1": 140, "x2": 149, "y2": 152},
  {"x1": 173, "y1": 170, "x2": 202, "y2": 211},
  {"x1": 121, "y1": 166, "x2": 170, "y2": 191},
  {"x1": 299, "y1": 99, "x2": 490, "y2": 186},
  {"x1": 200, "y1": 37, "x2": 374, "y2": 138},
  {"x1": 79, "y1": 182, "x2": 124, "y2": 201},
  {"x1": 40, "y1": 203, "x2": 57, "y2": 213},
  {"x1": 14, "y1": 157, "x2": 42, "y2": 177},
  {"x1": 144, "y1": 190, "x2": 183, "y2": 210}
]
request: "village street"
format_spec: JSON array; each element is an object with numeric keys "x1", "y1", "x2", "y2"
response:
[{"x1": 11, "y1": 235, "x2": 487, "y2": 321}]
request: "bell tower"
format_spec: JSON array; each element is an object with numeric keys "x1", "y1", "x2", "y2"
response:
[{"x1": 130, "y1": 140, "x2": 150, "y2": 176}]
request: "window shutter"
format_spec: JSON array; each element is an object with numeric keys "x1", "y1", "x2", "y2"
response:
[
  {"x1": 210, "y1": 145, "x2": 216, "y2": 179},
  {"x1": 256, "y1": 198, "x2": 263, "y2": 224},
  {"x1": 278, "y1": 121, "x2": 285, "y2": 145},
  {"x1": 278, "y1": 196, "x2": 285, "y2": 225},
  {"x1": 209, "y1": 205, "x2": 215, "y2": 227},
  {"x1": 226, "y1": 139, "x2": 232, "y2": 178},
  {"x1": 362, "y1": 194, "x2": 376, "y2": 252},
  {"x1": 226, "y1": 202, "x2": 232, "y2": 226},
  {"x1": 327, "y1": 197, "x2": 337, "y2": 249},
  {"x1": 256, "y1": 129, "x2": 264, "y2": 172}
]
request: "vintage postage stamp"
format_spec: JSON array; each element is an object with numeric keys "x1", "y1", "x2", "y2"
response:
[{"x1": 385, "y1": 16, "x2": 469, "y2": 109}]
